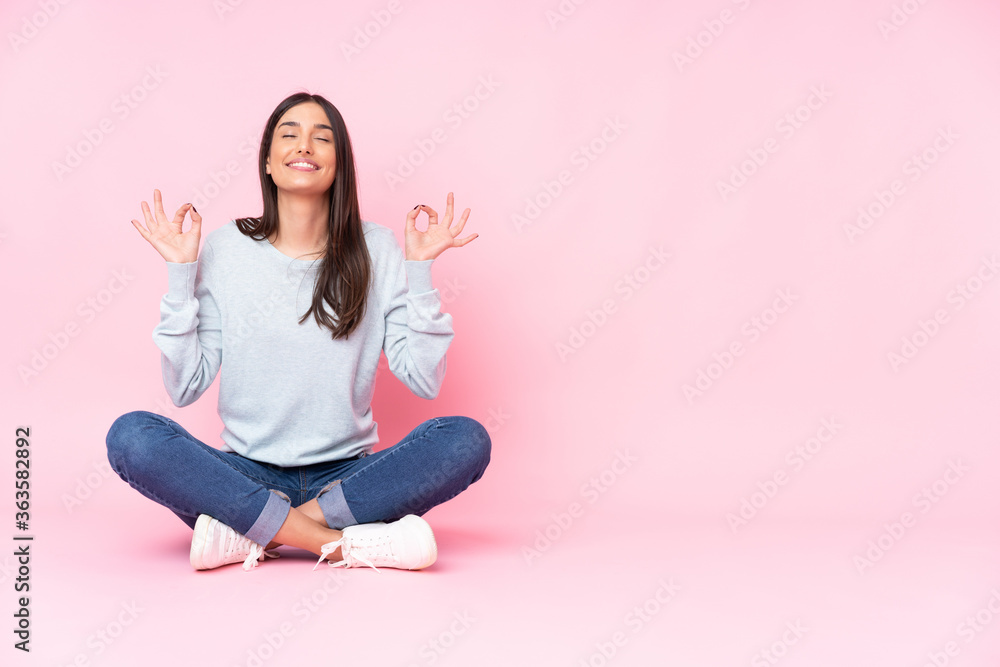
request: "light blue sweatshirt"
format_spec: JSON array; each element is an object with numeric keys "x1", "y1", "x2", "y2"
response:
[{"x1": 152, "y1": 219, "x2": 453, "y2": 466}]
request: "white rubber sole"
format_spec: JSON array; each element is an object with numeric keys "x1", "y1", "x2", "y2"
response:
[
  {"x1": 190, "y1": 514, "x2": 215, "y2": 570},
  {"x1": 400, "y1": 515, "x2": 438, "y2": 570}
]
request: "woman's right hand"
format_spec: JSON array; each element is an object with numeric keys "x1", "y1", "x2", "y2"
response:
[{"x1": 131, "y1": 189, "x2": 202, "y2": 264}]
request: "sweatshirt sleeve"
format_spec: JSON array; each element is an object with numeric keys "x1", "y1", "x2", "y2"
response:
[
  {"x1": 381, "y1": 240, "x2": 454, "y2": 400},
  {"x1": 151, "y1": 239, "x2": 224, "y2": 407}
]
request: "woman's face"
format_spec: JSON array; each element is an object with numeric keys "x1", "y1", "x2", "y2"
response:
[{"x1": 265, "y1": 101, "x2": 337, "y2": 197}]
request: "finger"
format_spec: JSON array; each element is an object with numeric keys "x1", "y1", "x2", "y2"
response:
[
  {"x1": 406, "y1": 204, "x2": 419, "y2": 235},
  {"x1": 131, "y1": 219, "x2": 150, "y2": 240},
  {"x1": 141, "y1": 200, "x2": 157, "y2": 230},
  {"x1": 189, "y1": 205, "x2": 202, "y2": 235},
  {"x1": 421, "y1": 205, "x2": 438, "y2": 225},
  {"x1": 172, "y1": 203, "x2": 193, "y2": 229},
  {"x1": 454, "y1": 233, "x2": 479, "y2": 247},
  {"x1": 450, "y1": 207, "x2": 471, "y2": 237},
  {"x1": 443, "y1": 192, "x2": 455, "y2": 226},
  {"x1": 154, "y1": 189, "x2": 168, "y2": 224}
]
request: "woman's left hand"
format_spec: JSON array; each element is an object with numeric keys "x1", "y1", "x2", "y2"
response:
[{"x1": 404, "y1": 192, "x2": 477, "y2": 261}]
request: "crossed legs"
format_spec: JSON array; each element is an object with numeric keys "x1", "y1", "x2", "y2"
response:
[
  {"x1": 106, "y1": 411, "x2": 491, "y2": 567},
  {"x1": 267, "y1": 500, "x2": 342, "y2": 560}
]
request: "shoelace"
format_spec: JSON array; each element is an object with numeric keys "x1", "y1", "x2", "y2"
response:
[
  {"x1": 225, "y1": 532, "x2": 279, "y2": 572},
  {"x1": 312, "y1": 534, "x2": 394, "y2": 573},
  {"x1": 242, "y1": 544, "x2": 281, "y2": 571}
]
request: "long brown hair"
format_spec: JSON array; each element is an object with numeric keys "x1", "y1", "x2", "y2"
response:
[{"x1": 235, "y1": 92, "x2": 371, "y2": 340}]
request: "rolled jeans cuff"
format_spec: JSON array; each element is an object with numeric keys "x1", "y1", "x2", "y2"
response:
[
  {"x1": 317, "y1": 482, "x2": 358, "y2": 530},
  {"x1": 243, "y1": 490, "x2": 291, "y2": 546}
]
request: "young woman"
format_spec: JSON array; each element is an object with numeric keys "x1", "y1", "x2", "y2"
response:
[{"x1": 106, "y1": 92, "x2": 491, "y2": 572}]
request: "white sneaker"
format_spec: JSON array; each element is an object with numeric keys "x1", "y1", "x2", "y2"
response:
[
  {"x1": 312, "y1": 515, "x2": 437, "y2": 572},
  {"x1": 190, "y1": 514, "x2": 279, "y2": 571}
]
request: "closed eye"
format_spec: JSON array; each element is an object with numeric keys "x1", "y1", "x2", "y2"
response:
[{"x1": 282, "y1": 134, "x2": 330, "y2": 142}]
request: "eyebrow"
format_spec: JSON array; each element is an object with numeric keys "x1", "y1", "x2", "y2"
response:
[{"x1": 278, "y1": 121, "x2": 334, "y2": 132}]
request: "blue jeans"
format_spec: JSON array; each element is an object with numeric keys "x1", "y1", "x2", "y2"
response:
[{"x1": 105, "y1": 411, "x2": 491, "y2": 547}]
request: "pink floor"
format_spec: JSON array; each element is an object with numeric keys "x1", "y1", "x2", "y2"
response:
[{"x1": 21, "y1": 497, "x2": 999, "y2": 666}]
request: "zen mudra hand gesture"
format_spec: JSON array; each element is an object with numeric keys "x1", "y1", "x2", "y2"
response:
[{"x1": 131, "y1": 189, "x2": 202, "y2": 264}]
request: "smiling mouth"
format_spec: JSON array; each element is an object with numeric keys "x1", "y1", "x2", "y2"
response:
[{"x1": 286, "y1": 161, "x2": 319, "y2": 171}]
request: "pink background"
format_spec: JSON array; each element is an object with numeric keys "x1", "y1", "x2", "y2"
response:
[{"x1": 3, "y1": 0, "x2": 999, "y2": 665}]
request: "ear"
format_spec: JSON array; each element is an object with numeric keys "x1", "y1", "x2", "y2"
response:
[{"x1": 265, "y1": 157, "x2": 271, "y2": 175}]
